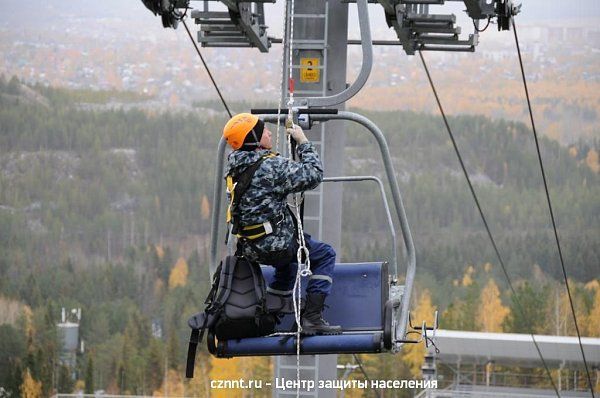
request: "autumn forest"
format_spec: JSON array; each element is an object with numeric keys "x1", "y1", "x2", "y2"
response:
[{"x1": 0, "y1": 76, "x2": 599, "y2": 397}]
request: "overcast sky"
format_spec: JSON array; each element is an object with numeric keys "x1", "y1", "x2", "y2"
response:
[{"x1": 1, "y1": 0, "x2": 599, "y2": 31}]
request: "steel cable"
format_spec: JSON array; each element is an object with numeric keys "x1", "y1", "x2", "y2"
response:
[
  {"x1": 352, "y1": 354, "x2": 382, "y2": 398},
  {"x1": 512, "y1": 20, "x2": 595, "y2": 397},
  {"x1": 181, "y1": 19, "x2": 232, "y2": 118},
  {"x1": 418, "y1": 50, "x2": 561, "y2": 397}
]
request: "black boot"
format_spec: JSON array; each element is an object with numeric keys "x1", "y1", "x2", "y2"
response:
[{"x1": 301, "y1": 293, "x2": 342, "y2": 335}]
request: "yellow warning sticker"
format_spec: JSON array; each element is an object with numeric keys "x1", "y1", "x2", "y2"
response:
[{"x1": 300, "y1": 58, "x2": 320, "y2": 83}]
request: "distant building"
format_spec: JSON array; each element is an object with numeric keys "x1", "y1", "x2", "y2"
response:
[
  {"x1": 547, "y1": 27, "x2": 565, "y2": 42},
  {"x1": 57, "y1": 308, "x2": 82, "y2": 377},
  {"x1": 588, "y1": 30, "x2": 600, "y2": 47},
  {"x1": 420, "y1": 329, "x2": 600, "y2": 397}
]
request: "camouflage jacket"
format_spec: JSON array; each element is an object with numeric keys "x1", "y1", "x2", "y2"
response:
[{"x1": 225, "y1": 142, "x2": 323, "y2": 262}]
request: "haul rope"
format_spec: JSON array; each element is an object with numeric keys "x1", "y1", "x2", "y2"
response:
[
  {"x1": 512, "y1": 19, "x2": 594, "y2": 397},
  {"x1": 418, "y1": 45, "x2": 561, "y2": 397}
]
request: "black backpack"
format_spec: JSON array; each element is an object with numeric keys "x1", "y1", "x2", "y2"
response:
[{"x1": 186, "y1": 255, "x2": 288, "y2": 378}]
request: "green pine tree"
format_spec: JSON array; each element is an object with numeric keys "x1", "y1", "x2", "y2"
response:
[{"x1": 84, "y1": 356, "x2": 94, "y2": 394}]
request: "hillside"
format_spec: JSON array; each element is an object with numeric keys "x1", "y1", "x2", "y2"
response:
[
  {"x1": 342, "y1": 108, "x2": 599, "y2": 287},
  {"x1": 1, "y1": 76, "x2": 598, "y2": 288},
  {"x1": 0, "y1": 77, "x2": 599, "y2": 396},
  {"x1": 1, "y1": 1, "x2": 599, "y2": 146}
]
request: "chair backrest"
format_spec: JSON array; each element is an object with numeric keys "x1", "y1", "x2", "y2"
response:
[{"x1": 261, "y1": 262, "x2": 389, "y2": 331}]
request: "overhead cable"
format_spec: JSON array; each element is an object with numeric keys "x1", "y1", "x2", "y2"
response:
[
  {"x1": 418, "y1": 50, "x2": 561, "y2": 398},
  {"x1": 512, "y1": 20, "x2": 595, "y2": 398},
  {"x1": 352, "y1": 354, "x2": 382, "y2": 398},
  {"x1": 181, "y1": 19, "x2": 232, "y2": 118}
]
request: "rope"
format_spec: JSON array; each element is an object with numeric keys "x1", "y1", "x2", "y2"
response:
[
  {"x1": 278, "y1": 1, "x2": 314, "y2": 396},
  {"x1": 285, "y1": 1, "x2": 301, "y2": 395},
  {"x1": 418, "y1": 50, "x2": 561, "y2": 398},
  {"x1": 182, "y1": 7, "x2": 308, "y2": 395},
  {"x1": 512, "y1": 20, "x2": 595, "y2": 398},
  {"x1": 275, "y1": 0, "x2": 291, "y2": 153},
  {"x1": 287, "y1": 0, "x2": 296, "y2": 113},
  {"x1": 183, "y1": 4, "x2": 310, "y2": 395}
]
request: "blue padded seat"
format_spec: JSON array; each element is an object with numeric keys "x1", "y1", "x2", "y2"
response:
[{"x1": 211, "y1": 262, "x2": 390, "y2": 358}]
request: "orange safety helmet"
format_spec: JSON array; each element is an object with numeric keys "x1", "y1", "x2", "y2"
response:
[{"x1": 223, "y1": 113, "x2": 263, "y2": 150}]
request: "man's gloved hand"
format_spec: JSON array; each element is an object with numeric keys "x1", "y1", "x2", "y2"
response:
[{"x1": 287, "y1": 124, "x2": 308, "y2": 144}]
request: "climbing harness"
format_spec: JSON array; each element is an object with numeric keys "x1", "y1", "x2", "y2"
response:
[{"x1": 226, "y1": 152, "x2": 277, "y2": 241}]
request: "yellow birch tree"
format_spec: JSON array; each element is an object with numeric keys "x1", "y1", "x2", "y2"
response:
[
  {"x1": 201, "y1": 194, "x2": 211, "y2": 220},
  {"x1": 477, "y1": 278, "x2": 510, "y2": 332},
  {"x1": 20, "y1": 369, "x2": 42, "y2": 398},
  {"x1": 153, "y1": 369, "x2": 185, "y2": 397},
  {"x1": 155, "y1": 245, "x2": 165, "y2": 260},
  {"x1": 209, "y1": 357, "x2": 245, "y2": 398},
  {"x1": 462, "y1": 265, "x2": 475, "y2": 287},
  {"x1": 586, "y1": 289, "x2": 600, "y2": 337},
  {"x1": 168, "y1": 257, "x2": 189, "y2": 289},
  {"x1": 553, "y1": 284, "x2": 588, "y2": 336},
  {"x1": 568, "y1": 146, "x2": 578, "y2": 158},
  {"x1": 585, "y1": 148, "x2": 600, "y2": 173}
]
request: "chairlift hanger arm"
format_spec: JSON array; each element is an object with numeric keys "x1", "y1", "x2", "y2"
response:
[
  {"x1": 297, "y1": 112, "x2": 415, "y2": 350},
  {"x1": 300, "y1": 0, "x2": 373, "y2": 108}
]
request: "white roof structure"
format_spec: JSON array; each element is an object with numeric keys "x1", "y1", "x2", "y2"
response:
[{"x1": 430, "y1": 329, "x2": 600, "y2": 368}]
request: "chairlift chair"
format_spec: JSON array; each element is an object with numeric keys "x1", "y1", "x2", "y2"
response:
[{"x1": 206, "y1": 110, "x2": 428, "y2": 358}]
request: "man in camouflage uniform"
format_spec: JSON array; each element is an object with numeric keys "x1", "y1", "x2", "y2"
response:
[{"x1": 223, "y1": 113, "x2": 341, "y2": 335}]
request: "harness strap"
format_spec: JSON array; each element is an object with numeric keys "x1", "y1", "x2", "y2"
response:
[
  {"x1": 214, "y1": 255, "x2": 237, "y2": 308},
  {"x1": 185, "y1": 313, "x2": 209, "y2": 378},
  {"x1": 236, "y1": 212, "x2": 285, "y2": 240},
  {"x1": 187, "y1": 258, "x2": 226, "y2": 378},
  {"x1": 204, "y1": 262, "x2": 223, "y2": 306},
  {"x1": 227, "y1": 153, "x2": 276, "y2": 235},
  {"x1": 247, "y1": 261, "x2": 267, "y2": 326},
  {"x1": 185, "y1": 328, "x2": 200, "y2": 378},
  {"x1": 238, "y1": 220, "x2": 273, "y2": 240}
]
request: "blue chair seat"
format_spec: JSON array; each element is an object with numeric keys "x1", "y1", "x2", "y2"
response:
[{"x1": 210, "y1": 262, "x2": 391, "y2": 358}]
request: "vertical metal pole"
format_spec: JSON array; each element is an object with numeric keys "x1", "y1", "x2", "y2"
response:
[{"x1": 274, "y1": 1, "x2": 348, "y2": 397}]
